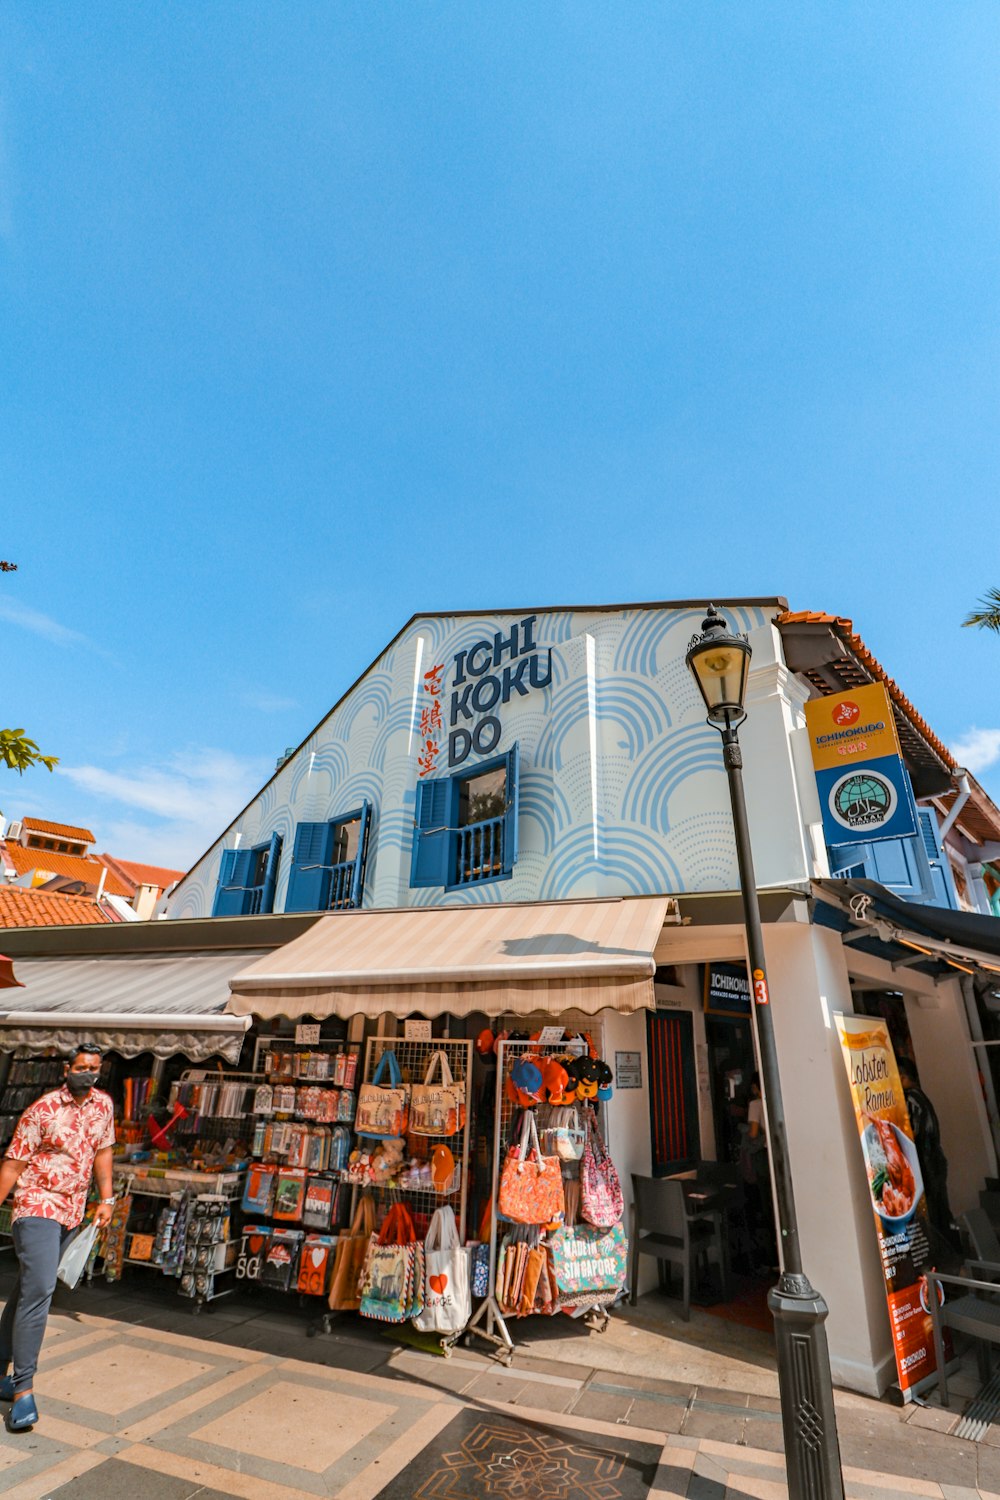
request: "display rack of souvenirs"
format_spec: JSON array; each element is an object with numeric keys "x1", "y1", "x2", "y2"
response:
[
  {"x1": 464, "y1": 1030, "x2": 627, "y2": 1365},
  {"x1": 236, "y1": 1041, "x2": 361, "y2": 1305}
]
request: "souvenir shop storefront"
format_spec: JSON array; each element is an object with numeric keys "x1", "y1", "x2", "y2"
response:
[
  {"x1": 0, "y1": 930, "x2": 291, "y2": 1307},
  {"x1": 220, "y1": 896, "x2": 672, "y2": 1356}
]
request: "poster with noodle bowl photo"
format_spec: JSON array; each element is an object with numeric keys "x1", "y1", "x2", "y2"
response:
[{"x1": 835, "y1": 1014, "x2": 946, "y2": 1396}]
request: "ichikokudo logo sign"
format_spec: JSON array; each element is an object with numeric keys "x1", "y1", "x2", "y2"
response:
[{"x1": 828, "y1": 768, "x2": 898, "y2": 834}]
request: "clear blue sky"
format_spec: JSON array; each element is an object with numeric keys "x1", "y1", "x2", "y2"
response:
[{"x1": 1, "y1": 4, "x2": 998, "y2": 868}]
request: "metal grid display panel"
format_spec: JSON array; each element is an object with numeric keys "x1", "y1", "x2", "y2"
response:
[
  {"x1": 362, "y1": 1037, "x2": 473, "y2": 1241},
  {"x1": 466, "y1": 1026, "x2": 605, "y2": 1362}
]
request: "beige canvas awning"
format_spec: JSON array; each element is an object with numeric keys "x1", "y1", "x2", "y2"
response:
[{"x1": 226, "y1": 896, "x2": 675, "y2": 1020}]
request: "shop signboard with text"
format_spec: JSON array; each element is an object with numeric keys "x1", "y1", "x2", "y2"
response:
[
  {"x1": 805, "y1": 682, "x2": 918, "y2": 847},
  {"x1": 835, "y1": 1013, "x2": 944, "y2": 1395}
]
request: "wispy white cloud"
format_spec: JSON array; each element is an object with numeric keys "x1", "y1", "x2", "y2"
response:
[
  {"x1": 950, "y1": 727, "x2": 1000, "y2": 774},
  {"x1": 238, "y1": 689, "x2": 299, "y2": 714},
  {"x1": 0, "y1": 596, "x2": 91, "y2": 648},
  {"x1": 58, "y1": 748, "x2": 271, "y2": 869}
]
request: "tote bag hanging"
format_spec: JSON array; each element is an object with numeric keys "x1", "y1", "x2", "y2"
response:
[
  {"x1": 547, "y1": 1220, "x2": 628, "y2": 1305},
  {"x1": 413, "y1": 1205, "x2": 471, "y2": 1333},
  {"x1": 355, "y1": 1051, "x2": 409, "y2": 1139},
  {"x1": 410, "y1": 1051, "x2": 467, "y2": 1137},
  {"x1": 580, "y1": 1116, "x2": 624, "y2": 1229},
  {"x1": 498, "y1": 1111, "x2": 565, "y2": 1226},
  {"x1": 359, "y1": 1203, "x2": 424, "y2": 1323},
  {"x1": 328, "y1": 1194, "x2": 375, "y2": 1311}
]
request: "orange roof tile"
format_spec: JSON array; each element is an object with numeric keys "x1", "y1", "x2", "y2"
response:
[
  {"x1": 2, "y1": 846, "x2": 133, "y2": 898},
  {"x1": 21, "y1": 817, "x2": 95, "y2": 843},
  {"x1": 97, "y1": 855, "x2": 184, "y2": 894},
  {"x1": 776, "y1": 610, "x2": 956, "y2": 769},
  {"x1": 0, "y1": 886, "x2": 114, "y2": 929}
]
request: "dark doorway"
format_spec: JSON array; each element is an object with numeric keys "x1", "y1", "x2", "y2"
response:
[{"x1": 646, "y1": 1011, "x2": 698, "y2": 1175}]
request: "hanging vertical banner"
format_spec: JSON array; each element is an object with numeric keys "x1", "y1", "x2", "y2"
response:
[
  {"x1": 804, "y1": 682, "x2": 918, "y2": 847},
  {"x1": 835, "y1": 1014, "x2": 942, "y2": 1394}
]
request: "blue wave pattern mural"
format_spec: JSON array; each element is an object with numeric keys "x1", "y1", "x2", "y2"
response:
[{"x1": 166, "y1": 603, "x2": 785, "y2": 919}]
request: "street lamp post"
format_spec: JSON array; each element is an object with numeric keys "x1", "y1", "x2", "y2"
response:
[{"x1": 685, "y1": 606, "x2": 844, "y2": 1500}]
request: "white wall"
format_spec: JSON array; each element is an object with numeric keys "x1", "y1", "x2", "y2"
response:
[{"x1": 761, "y1": 921, "x2": 896, "y2": 1396}]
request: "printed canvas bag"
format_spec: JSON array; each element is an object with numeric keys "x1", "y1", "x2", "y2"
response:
[
  {"x1": 355, "y1": 1051, "x2": 409, "y2": 1139},
  {"x1": 410, "y1": 1051, "x2": 467, "y2": 1137},
  {"x1": 359, "y1": 1204, "x2": 424, "y2": 1323},
  {"x1": 413, "y1": 1206, "x2": 470, "y2": 1333},
  {"x1": 580, "y1": 1116, "x2": 624, "y2": 1229},
  {"x1": 547, "y1": 1221, "x2": 627, "y2": 1304},
  {"x1": 498, "y1": 1111, "x2": 565, "y2": 1226}
]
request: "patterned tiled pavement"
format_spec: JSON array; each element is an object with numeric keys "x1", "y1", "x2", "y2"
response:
[{"x1": 0, "y1": 1272, "x2": 998, "y2": 1499}]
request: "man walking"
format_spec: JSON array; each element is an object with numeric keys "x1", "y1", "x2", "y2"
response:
[{"x1": 0, "y1": 1046, "x2": 116, "y2": 1432}]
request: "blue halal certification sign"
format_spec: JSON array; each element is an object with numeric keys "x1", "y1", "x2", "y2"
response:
[{"x1": 815, "y1": 753, "x2": 917, "y2": 848}]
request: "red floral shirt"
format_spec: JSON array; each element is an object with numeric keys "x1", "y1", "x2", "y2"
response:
[{"x1": 6, "y1": 1086, "x2": 116, "y2": 1229}]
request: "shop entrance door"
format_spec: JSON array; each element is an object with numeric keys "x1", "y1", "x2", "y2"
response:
[
  {"x1": 646, "y1": 1011, "x2": 698, "y2": 1175},
  {"x1": 705, "y1": 1014, "x2": 755, "y2": 1168}
]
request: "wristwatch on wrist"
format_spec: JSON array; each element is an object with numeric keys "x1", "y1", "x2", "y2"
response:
[{"x1": 100, "y1": 1197, "x2": 115, "y2": 1205}]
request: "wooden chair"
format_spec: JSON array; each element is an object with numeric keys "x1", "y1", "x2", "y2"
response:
[
  {"x1": 629, "y1": 1175, "x2": 724, "y2": 1321},
  {"x1": 927, "y1": 1270, "x2": 1000, "y2": 1409}
]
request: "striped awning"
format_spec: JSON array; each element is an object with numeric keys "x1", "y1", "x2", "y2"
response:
[
  {"x1": 226, "y1": 896, "x2": 675, "y2": 1021},
  {"x1": 0, "y1": 950, "x2": 260, "y2": 1061}
]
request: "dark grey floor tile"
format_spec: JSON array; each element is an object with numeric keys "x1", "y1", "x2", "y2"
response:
[
  {"x1": 741, "y1": 1414, "x2": 785, "y2": 1452},
  {"x1": 570, "y1": 1388, "x2": 634, "y2": 1422},
  {"x1": 623, "y1": 1395, "x2": 685, "y2": 1434},
  {"x1": 45, "y1": 1458, "x2": 210, "y2": 1499}
]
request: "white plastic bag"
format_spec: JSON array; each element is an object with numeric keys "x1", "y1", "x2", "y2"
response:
[
  {"x1": 413, "y1": 1205, "x2": 470, "y2": 1334},
  {"x1": 56, "y1": 1219, "x2": 100, "y2": 1290}
]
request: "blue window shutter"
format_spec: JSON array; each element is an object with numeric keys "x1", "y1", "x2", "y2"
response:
[
  {"x1": 350, "y1": 801, "x2": 372, "y2": 908},
  {"x1": 410, "y1": 778, "x2": 452, "y2": 887},
  {"x1": 212, "y1": 847, "x2": 253, "y2": 916},
  {"x1": 502, "y1": 742, "x2": 520, "y2": 875},
  {"x1": 917, "y1": 808, "x2": 957, "y2": 909},
  {"x1": 286, "y1": 822, "x2": 336, "y2": 911},
  {"x1": 863, "y1": 836, "x2": 930, "y2": 900},
  {"x1": 259, "y1": 833, "x2": 282, "y2": 914},
  {"x1": 829, "y1": 843, "x2": 868, "y2": 879}
]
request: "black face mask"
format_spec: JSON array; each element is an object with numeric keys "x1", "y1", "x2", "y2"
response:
[{"x1": 66, "y1": 1070, "x2": 99, "y2": 1096}]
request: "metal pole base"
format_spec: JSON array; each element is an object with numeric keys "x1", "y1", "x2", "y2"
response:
[{"x1": 769, "y1": 1275, "x2": 845, "y2": 1500}]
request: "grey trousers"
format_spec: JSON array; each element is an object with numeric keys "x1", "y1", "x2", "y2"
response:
[{"x1": 0, "y1": 1217, "x2": 72, "y2": 1393}]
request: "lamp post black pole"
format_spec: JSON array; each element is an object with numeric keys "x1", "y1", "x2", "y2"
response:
[{"x1": 720, "y1": 711, "x2": 845, "y2": 1500}]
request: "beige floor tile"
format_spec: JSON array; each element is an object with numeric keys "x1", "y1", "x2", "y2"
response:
[
  {"x1": 726, "y1": 1478, "x2": 789, "y2": 1500},
  {"x1": 842, "y1": 1465, "x2": 943, "y2": 1495},
  {"x1": 33, "y1": 1413, "x2": 107, "y2": 1448},
  {"x1": 119, "y1": 1361, "x2": 263, "y2": 1442},
  {"x1": 138, "y1": 1324, "x2": 266, "y2": 1361},
  {"x1": 0, "y1": 1444, "x2": 33, "y2": 1472},
  {"x1": 2, "y1": 1449, "x2": 104, "y2": 1500},
  {"x1": 192, "y1": 1379, "x2": 397, "y2": 1473},
  {"x1": 37, "y1": 1346, "x2": 213, "y2": 1415},
  {"x1": 119, "y1": 1441, "x2": 308, "y2": 1500}
]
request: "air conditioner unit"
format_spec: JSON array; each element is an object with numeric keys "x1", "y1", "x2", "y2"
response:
[{"x1": 3, "y1": 821, "x2": 22, "y2": 843}]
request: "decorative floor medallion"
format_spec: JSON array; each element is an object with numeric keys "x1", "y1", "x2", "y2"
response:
[{"x1": 375, "y1": 1410, "x2": 661, "y2": 1500}]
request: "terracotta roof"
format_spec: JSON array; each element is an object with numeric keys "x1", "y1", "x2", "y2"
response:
[
  {"x1": 776, "y1": 610, "x2": 954, "y2": 776},
  {"x1": 97, "y1": 855, "x2": 184, "y2": 894},
  {"x1": 21, "y1": 818, "x2": 95, "y2": 843},
  {"x1": 776, "y1": 609, "x2": 1000, "y2": 842},
  {"x1": 936, "y1": 772, "x2": 1000, "y2": 847},
  {"x1": 2, "y1": 846, "x2": 133, "y2": 898},
  {"x1": 0, "y1": 886, "x2": 114, "y2": 929}
]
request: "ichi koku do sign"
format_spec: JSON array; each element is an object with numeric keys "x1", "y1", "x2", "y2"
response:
[{"x1": 804, "y1": 681, "x2": 918, "y2": 848}]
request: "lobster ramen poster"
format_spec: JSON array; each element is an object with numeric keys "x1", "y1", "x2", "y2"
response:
[{"x1": 835, "y1": 1014, "x2": 941, "y2": 1394}]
